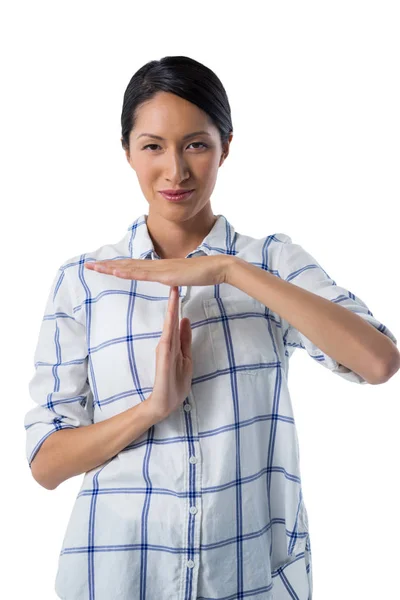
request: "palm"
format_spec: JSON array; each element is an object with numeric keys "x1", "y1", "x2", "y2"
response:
[
  {"x1": 165, "y1": 346, "x2": 193, "y2": 412},
  {"x1": 149, "y1": 287, "x2": 193, "y2": 419}
]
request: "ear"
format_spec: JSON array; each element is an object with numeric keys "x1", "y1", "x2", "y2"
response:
[
  {"x1": 219, "y1": 132, "x2": 233, "y2": 167},
  {"x1": 120, "y1": 138, "x2": 128, "y2": 161},
  {"x1": 121, "y1": 140, "x2": 134, "y2": 168}
]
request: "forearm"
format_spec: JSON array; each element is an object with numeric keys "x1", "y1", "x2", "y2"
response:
[
  {"x1": 226, "y1": 257, "x2": 399, "y2": 384},
  {"x1": 31, "y1": 397, "x2": 161, "y2": 490}
]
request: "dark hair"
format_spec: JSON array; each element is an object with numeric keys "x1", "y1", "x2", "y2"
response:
[{"x1": 120, "y1": 55, "x2": 233, "y2": 154}]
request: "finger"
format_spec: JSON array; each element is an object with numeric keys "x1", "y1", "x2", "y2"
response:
[
  {"x1": 169, "y1": 286, "x2": 180, "y2": 353},
  {"x1": 160, "y1": 286, "x2": 178, "y2": 350},
  {"x1": 180, "y1": 317, "x2": 192, "y2": 359}
]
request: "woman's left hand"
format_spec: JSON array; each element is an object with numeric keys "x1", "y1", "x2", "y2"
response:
[{"x1": 84, "y1": 255, "x2": 234, "y2": 287}]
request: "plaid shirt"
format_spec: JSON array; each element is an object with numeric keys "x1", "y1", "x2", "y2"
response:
[{"x1": 24, "y1": 213, "x2": 397, "y2": 599}]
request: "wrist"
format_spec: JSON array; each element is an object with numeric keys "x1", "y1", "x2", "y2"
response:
[
  {"x1": 142, "y1": 395, "x2": 166, "y2": 424},
  {"x1": 224, "y1": 255, "x2": 247, "y2": 287}
]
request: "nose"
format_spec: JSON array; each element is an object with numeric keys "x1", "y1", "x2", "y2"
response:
[{"x1": 163, "y1": 149, "x2": 190, "y2": 182}]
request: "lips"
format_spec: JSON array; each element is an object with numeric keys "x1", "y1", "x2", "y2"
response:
[
  {"x1": 160, "y1": 189, "x2": 194, "y2": 195},
  {"x1": 159, "y1": 190, "x2": 194, "y2": 202}
]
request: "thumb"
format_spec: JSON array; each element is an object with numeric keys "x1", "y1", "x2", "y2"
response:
[{"x1": 180, "y1": 317, "x2": 192, "y2": 358}]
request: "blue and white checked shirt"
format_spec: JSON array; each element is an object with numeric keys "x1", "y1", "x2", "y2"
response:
[{"x1": 25, "y1": 213, "x2": 397, "y2": 600}]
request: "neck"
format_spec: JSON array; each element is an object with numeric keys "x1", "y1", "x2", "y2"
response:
[{"x1": 145, "y1": 204, "x2": 218, "y2": 259}]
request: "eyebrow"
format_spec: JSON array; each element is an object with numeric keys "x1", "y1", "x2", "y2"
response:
[{"x1": 136, "y1": 130, "x2": 211, "y2": 141}]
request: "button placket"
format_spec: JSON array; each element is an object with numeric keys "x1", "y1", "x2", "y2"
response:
[
  {"x1": 183, "y1": 385, "x2": 201, "y2": 589},
  {"x1": 180, "y1": 284, "x2": 201, "y2": 590}
]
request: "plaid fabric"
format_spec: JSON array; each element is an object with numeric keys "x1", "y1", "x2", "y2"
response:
[{"x1": 25, "y1": 213, "x2": 396, "y2": 599}]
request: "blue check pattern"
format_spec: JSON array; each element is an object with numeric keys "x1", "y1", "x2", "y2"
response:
[{"x1": 24, "y1": 213, "x2": 397, "y2": 599}]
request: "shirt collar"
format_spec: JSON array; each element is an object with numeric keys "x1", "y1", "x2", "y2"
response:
[{"x1": 126, "y1": 213, "x2": 237, "y2": 260}]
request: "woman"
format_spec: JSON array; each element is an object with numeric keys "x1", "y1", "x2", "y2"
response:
[{"x1": 25, "y1": 56, "x2": 399, "y2": 600}]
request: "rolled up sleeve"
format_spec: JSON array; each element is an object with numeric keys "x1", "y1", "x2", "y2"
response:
[
  {"x1": 276, "y1": 234, "x2": 397, "y2": 384},
  {"x1": 24, "y1": 262, "x2": 93, "y2": 469}
]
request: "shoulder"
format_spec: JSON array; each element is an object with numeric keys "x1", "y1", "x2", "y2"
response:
[
  {"x1": 57, "y1": 229, "x2": 131, "y2": 307},
  {"x1": 232, "y1": 229, "x2": 293, "y2": 277}
]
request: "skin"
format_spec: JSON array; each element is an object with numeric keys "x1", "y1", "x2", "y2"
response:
[
  {"x1": 122, "y1": 90, "x2": 233, "y2": 260},
  {"x1": 84, "y1": 93, "x2": 400, "y2": 415},
  {"x1": 85, "y1": 93, "x2": 235, "y2": 418}
]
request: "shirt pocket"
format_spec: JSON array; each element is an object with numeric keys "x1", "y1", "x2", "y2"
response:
[{"x1": 202, "y1": 295, "x2": 280, "y2": 377}]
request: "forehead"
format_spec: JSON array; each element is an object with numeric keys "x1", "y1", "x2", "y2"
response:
[{"x1": 133, "y1": 91, "x2": 215, "y2": 136}]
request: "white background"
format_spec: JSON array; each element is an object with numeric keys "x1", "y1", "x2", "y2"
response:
[{"x1": 2, "y1": 1, "x2": 399, "y2": 598}]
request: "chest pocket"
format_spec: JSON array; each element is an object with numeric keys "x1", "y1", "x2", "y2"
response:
[{"x1": 202, "y1": 295, "x2": 281, "y2": 377}]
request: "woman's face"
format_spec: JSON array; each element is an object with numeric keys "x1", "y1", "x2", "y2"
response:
[{"x1": 124, "y1": 91, "x2": 232, "y2": 219}]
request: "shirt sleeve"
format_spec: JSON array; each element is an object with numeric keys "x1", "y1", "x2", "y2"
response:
[
  {"x1": 276, "y1": 234, "x2": 398, "y2": 384},
  {"x1": 24, "y1": 262, "x2": 94, "y2": 469}
]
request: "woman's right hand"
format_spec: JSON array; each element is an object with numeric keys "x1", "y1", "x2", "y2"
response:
[{"x1": 146, "y1": 286, "x2": 193, "y2": 421}]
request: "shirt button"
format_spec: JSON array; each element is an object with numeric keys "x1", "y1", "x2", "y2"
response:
[
  {"x1": 184, "y1": 404, "x2": 191, "y2": 412},
  {"x1": 186, "y1": 560, "x2": 195, "y2": 568},
  {"x1": 189, "y1": 456, "x2": 198, "y2": 464},
  {"x1": 189, "y1": 506, "x2": 198, "y2": 515}
]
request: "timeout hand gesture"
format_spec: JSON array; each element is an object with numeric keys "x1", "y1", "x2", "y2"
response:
[
  {"x1": 84, "y1": 254, "x2": 232, "y2": 287},
  {"x1": 148, "y1": 286, "x2": 193, "y2": 420},
  {"x1": 84, "y1": 253, "x2": 236, "y2": 420}
]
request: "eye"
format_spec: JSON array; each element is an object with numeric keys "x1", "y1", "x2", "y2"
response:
[
  {"x1": 188, "y1": 142, "x2": 208, "y2": 149},
  {"x1": 142, "y1": 144, "x2": 160, "y2": 151},
  {"x1": 142, "y1": 142, "x2": 208, "y2": 151}
]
